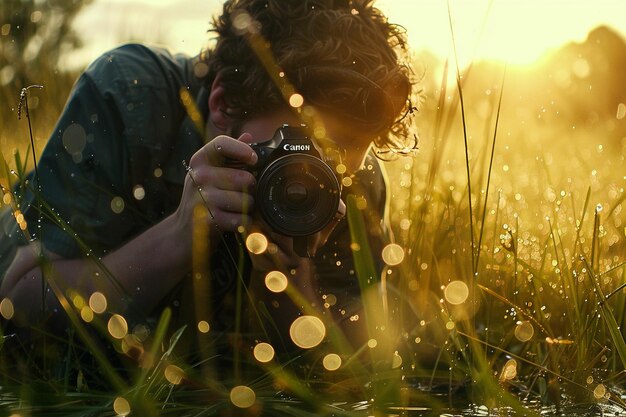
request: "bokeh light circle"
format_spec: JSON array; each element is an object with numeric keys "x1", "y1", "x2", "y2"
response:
[
  {"x1": 164, "y1": 364, "x2": 185, "y2": 385},
  {"x1": 265, "y1": 271, "x2": 288, "y2": 293},
  {"x1": 246, "y1": 233, "x2": 268, "y2": 255},
  {"x1": 289, "y1": 315, "x2": 326, "y2": 349},
  {"x1": 514, "y1": 321, "x2": 534, "y2": 342},
  {"x1": 108, "y1": 314, "x2": 128, "y2": 339},
  {"x1": 89, "y1": 292, "x2": 107, "y2": 314},
  {"x1": 444, "y1": 280, "x2": 469, "y2": 305},
  {"x1": 113, "y1": 396, "x2": 131, "y2": 416},
  {"x1": 230, "y1": 385, "x2": 256, "y2": 408},
  {"x1": 323, "y1": 353, "x2": 342, "y2": 371},
  {"x1": 253, "y1": 342, "x2": 275, "y2": 363},
  {"x1": 381, "y1": 243, "x2": 405, "y2": 266}
]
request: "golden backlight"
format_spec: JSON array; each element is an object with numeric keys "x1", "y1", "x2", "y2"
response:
[
  {"x1": 67, "y1": 1, "x2": 626, "y2": 72},
  {"x1": 377, "y1": 0, "x2": 626, "y2": 67}
]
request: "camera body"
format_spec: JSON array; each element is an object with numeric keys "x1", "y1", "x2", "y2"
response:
[{"x1": 245, "y1": 124, "x2": 341, "y2": 239}]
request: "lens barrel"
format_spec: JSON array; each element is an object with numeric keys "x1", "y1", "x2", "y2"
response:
[{"x1": 256, "y1": 154, "x2": 340, "y2": 236}]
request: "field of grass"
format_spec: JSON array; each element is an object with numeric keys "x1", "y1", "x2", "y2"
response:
[{"x1": 1, "y1": 40, "x2": 625, "y2": 416}]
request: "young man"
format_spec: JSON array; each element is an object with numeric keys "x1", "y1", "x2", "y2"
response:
[{"x1": 0, "y1": 0, "x2": 413, "y2": 362}]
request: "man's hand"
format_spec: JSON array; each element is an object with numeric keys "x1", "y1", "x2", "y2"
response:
[{"x1": 176, "y1": 133, "x2": 258, "y2": 235}]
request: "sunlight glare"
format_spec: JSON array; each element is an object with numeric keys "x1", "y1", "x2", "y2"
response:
[{"x1": 377, "y1": 0, "x2": 617, "y2": 67}]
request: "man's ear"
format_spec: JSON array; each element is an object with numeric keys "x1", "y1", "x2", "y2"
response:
[{"x1": 208, "y1": 76, "x2": 231, "y2": 132}]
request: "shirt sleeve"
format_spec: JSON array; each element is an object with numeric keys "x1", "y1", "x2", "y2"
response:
[
  {"x1": 7, "y1": 44, "x2": 193, "y2": 260},
  {"x1": 15, "y1": 70, "x2": 132, "y2": 258}
]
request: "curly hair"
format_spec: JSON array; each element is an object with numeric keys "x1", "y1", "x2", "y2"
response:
[{"x1": 202, "y1": 0, "x2": 414, "y2": 153}]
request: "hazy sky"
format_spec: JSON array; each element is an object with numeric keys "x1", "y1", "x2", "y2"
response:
[{"x1": 68, "y1": 0, "x2": 626, "y2": 69}]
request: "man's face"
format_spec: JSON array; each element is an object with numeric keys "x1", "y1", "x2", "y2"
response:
[{"x1": 234, "y1": 107, "x2": 374, "y2": 174}]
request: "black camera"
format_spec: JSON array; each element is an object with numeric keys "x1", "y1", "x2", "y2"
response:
[{"x1": 245, "y1": 124, "x2": 341, "y2": 241}]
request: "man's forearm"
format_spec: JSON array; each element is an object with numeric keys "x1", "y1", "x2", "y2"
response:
[{"x1": 1, "y1": 213, "x2": 192, "y2": 327}]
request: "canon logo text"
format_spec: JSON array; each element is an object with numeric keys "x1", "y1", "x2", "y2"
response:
[{"x1": 283, "y1": 144, "x2": 311, "y2": 151}]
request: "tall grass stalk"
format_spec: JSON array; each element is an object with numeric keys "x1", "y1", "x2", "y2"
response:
[{"x1": 447, "y1": 1, "x2": 476, "y2": 276}]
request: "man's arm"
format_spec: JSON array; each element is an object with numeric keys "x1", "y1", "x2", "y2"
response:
[{"x1": 0, "y1": 134, "x2": 259, "y2": 329}]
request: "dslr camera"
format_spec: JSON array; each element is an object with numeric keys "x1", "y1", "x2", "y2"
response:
[{"x1": 242, "y1": 124, "x2": 341, "y2": 250}]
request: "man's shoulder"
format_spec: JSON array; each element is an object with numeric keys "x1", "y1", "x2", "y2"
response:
[
  {"x1": 83, "y1": 43, "x2": 197, "y2": 91},
  {"x1": 357, "y1": 152, "x2": 387, "y2": 189}
]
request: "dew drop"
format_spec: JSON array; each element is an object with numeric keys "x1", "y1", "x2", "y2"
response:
[{"x1": 164, "y1": 364, "x2": 185, "y2": 385}]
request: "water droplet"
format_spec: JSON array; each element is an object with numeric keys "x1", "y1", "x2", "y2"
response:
[
  {"x1": 514, "y1": 321, "x2": 534, "y2": 342},
  {"x1": 593, "y1": 384, "x2": 606, "y2": 399},
  {"x1": 164, "y1": 364, "x2": 185, "y2": 385}
]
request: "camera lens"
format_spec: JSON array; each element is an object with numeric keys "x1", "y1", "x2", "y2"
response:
[
  {"x1": 285, "y1": 182, "x2": 308, "y2": 206},
  {"x1": 256, "y1": 154, "x2": 340, "y2": 236}
]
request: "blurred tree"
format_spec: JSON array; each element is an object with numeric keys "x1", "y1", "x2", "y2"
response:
[
  {"x1": 1, "y1": 0, "x2": 93, "y2": 150},
  {"x1": 0, "y1": 0, "x2": 93, "y2": 87}
]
